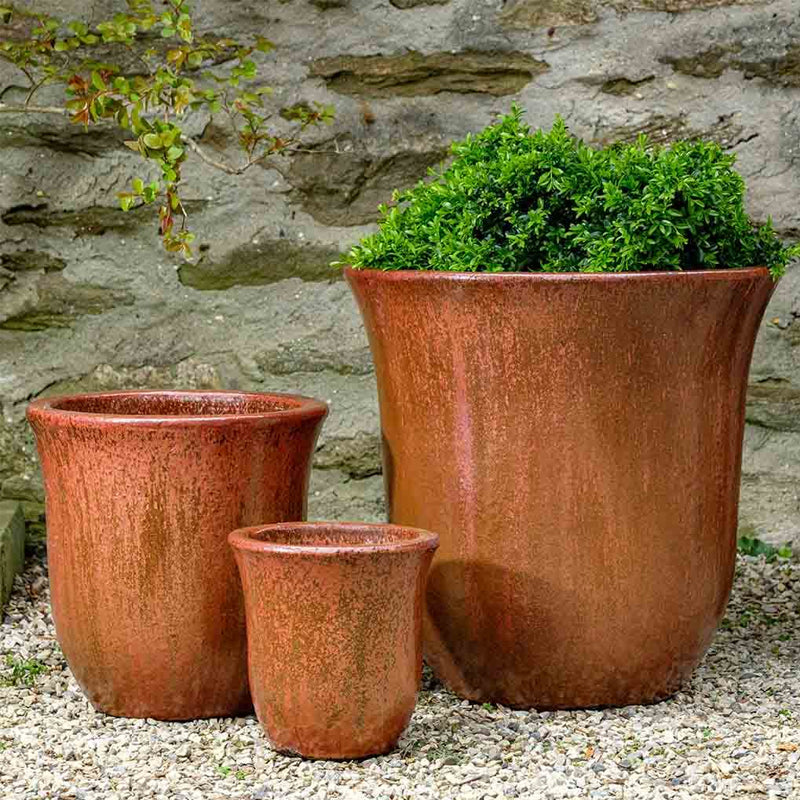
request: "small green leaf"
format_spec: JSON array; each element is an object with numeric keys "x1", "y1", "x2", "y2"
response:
[
  {"x1": 161, "y1": 26, "x2": 175, "y2": 37},
  {"x1": 255, "y1": 36, "x2": 273, "y2": 53},
  {"x1": 91, "y1": 71, "x2": 106, "y2": 91},
  {"x1": 142, "y1": 182, "x2": 159, "y2": 203},
  {"x1": 132, "y1": 178, "x2": 144, "y2": 194},
  {"x1": 159, "y1": 129, "x2": 177, "y2": 147},
  {"x1": 143, "y1": 133, "x2": 163, "y2": 149},
  {"x1": 166, "y1": 145, "x2": 184, "y2": 162}
]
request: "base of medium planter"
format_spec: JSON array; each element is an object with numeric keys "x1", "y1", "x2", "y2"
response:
[{"x1": 88, "y1": 694, "x2": 255, "y2": 722}]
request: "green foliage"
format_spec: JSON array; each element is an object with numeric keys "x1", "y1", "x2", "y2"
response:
[
  {"x1": 348, "y1": 106, "x2": 799, "y2": 278},
  {"x1": 737, "y1": 535, "x2": 793, "y2": 561},
  {"x1": 0, "y1": 1, "x2": 332, "y2": 257},
  {"x1": 280, "y1": 101, "x2": 335, "y2": 128},
  {"x1": 0, "y1": 654, "x2": 49, "y2": 687}
]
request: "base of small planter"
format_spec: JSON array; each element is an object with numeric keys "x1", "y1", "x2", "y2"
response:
[{"x1": 230, "y1": 522, "x2": 438, "y2": 760}]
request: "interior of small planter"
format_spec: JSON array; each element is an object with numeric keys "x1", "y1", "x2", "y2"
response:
[
  {"x1": 50, "y1": 393, "x2": 301, "y2": 417},
  {"x1": 248, "y1": 525, "x2": 431, "y2": 549}
]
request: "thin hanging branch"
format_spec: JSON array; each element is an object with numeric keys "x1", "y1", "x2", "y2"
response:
[{"x1": 183, "y1": 135, "x2": 257, "y2": 175}]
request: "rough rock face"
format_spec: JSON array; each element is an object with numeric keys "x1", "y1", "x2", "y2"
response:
[
  {"x1": 309, "y1": 51, "x2": 550, "y2": 97},
  {"x1": 1, "y1": 0, "x2": 800, "y2": 543}
]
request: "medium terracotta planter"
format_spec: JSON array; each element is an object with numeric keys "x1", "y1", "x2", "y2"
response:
[
  {"x1": 229, "y1": 522, "x2": 438, "y2": 759},
  {"x1": 345, "y1": 266, "x2": 776, "y2": 709},
  {"x1": 27, "y1": 390, "x2": 327, "y2": 720}
]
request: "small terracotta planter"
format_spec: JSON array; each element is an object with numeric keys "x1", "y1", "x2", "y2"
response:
[
  {"x1": 27, "y1": 390, "x2": 327, "y2": 720},
  {"x1": 229, "y1": 522, "x2": 438, "y2": 759},
  {"x1": 346, "y1": 266, "x2": 776, "y2": 709}
]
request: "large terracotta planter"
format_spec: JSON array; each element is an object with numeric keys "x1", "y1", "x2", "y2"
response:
[
  {"x1": 345, "y1": 267, "x2": 776, "y2": 709},
  {"x1": 27, "y1": 390, "x2": 327, "y2": 720},
  {"x1": 229, "y1": 522, "x2": 438, "y2": 759}
]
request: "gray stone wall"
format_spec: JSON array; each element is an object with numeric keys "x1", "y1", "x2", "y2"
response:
[{"x1": 1, "y1": 0, "x2": 799, "y2": 542}]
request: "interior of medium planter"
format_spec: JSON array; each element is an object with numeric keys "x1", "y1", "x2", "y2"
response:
[
  {"x1": 50, "y1": 392, "x2": 304, "y2": 417},
  {"x1": 248, "y1": 525, "x2": 433, "y2": 549}
]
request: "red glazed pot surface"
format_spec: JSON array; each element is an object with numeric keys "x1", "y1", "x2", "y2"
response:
[
  {"x1": 346, "y1": 266, "x2": 776, "y2": 709},
  {"x1": 230, "y1": 522, "x2": 438, "y2": 759},
  {"x1": 27, "y1": 390, "x2": 327, "y2": 720}
]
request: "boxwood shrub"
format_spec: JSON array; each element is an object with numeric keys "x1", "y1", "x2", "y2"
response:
[{"x1": 348, "y1": 106, "x2": 798, "y2": 278}]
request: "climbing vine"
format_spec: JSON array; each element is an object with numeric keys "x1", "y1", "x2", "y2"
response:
[{"x1": 0, "y1": 1, "x2": 333, "y2": 257}]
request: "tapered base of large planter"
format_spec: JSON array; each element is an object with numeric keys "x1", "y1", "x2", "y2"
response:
[
  {"x1": 424, "y1": 629, "x2": 705, "y2": 711},
  {"x1": 346, "y1": 266, "x2": 776, "y2": 710},
  {"x1": 423, "y1": 561, "x2": 723, "y2": 710}
]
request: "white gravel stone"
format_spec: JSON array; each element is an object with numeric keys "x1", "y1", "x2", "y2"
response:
[{"x1": 1, "y1": 543, "x2": 799, "y2": 799}]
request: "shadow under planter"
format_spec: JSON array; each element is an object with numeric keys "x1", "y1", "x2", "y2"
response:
[
  {"x1": 26, "y1": 390, "x2": 327, "y2": 720},
  {"x1": 346, "y1": 266, "x2": 776, "y2": 709},
  {"x1": 230, "y1": 522, "x2": 438, "y2": 759}
]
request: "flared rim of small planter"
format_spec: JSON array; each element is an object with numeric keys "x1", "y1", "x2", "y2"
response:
[
  {"x1": 344, "y1": 265, "x2": 772, "y2": 285},
  {"x1": 229, "y1": 521, "x2": 439, "y2": 558},
  {"x1": 26, "y1": 389, "x2": 328, "y2": 428}
]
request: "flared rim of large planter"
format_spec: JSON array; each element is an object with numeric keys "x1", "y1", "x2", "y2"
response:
[
  {"x1": 26, "y1": 390, "x2": 328, "y2": 429},
  {"x1": 229, "y1": 521, "x2": 439, "y2": 558},
  {"x1": 344, "y1": 265, "x2": 772, "y2": 285}
]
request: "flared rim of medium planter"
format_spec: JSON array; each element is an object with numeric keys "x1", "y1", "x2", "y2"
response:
[
  {"x1": 344, "y1": 265, "x2": 772, "y2": 285},
  {"x1": 228, "y1": 521, "x2": 439, "y2": 558},
  {"x1": 26, "y1": 390, "x2": 328, "y2": 428}
]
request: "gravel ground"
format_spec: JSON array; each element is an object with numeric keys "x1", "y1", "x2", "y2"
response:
[{"x1": 1, "y1": 541, "x2": 798, "y2": 800}]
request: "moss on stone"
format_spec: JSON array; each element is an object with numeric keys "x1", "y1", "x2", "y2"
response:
[
  {"x1": 501, "y1": 0, "x2": 597, "y2": 29},
  {"x1": 0, "y1": 275, "x2": 134, "y2": 331},
  {"x1": 310, "y1": 51, "x2": 549, "y2": 97},
  {"x1": 178, "y1": 240, "x2": 344, "y2": 290},
  {"x1": 0, "y1": 250, "x2": 66, "y2": 273},
  {"x1": 288, "y1": 143, "x2": 449, "y2": 227}
]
